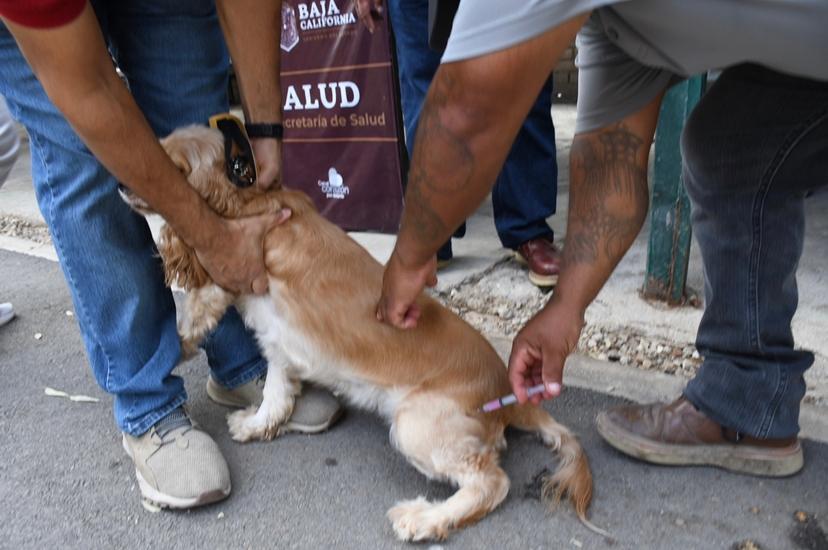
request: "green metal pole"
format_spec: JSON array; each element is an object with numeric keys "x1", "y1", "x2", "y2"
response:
[{"x1": 642, "y1": 75, "x2": 706, "y2": 305}]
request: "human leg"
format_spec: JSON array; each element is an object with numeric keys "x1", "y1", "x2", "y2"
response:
[
  {"x1": 1, "y1": 11, "x2": 233, "y2": 506},
  {"x1": 102, "y1": 0, "x2": 244, "y2": 507},
  {"x1": 389, "y1": 1, "x2": 559, "y2": 271},
  {"x1": 596, "y1": 65, "x2": 828, "y2": 476},
  {"x1": 106, "y1": 0, "x2": 268, "y2": 390},
  {"x1": 387, "y1": 0, "x2": 465, "y2": 263},
  {"x1": 108, "y1": 0, "x2": 342, "y2": 426},
  {"x1": 0, "y1": 21, "x2": 185, "y2": 436},
  {"x1": 681, "y1": 64, "x2": 828, "y2": 439},
  {"x1": 493, "y1": 76, "x2": 561, "y2": 286},
  {"x1": 492, "y1": 76, "x2": 558, "y2": 249},
  {"x1": 386, "y1": 0, "x2": 440, "y2": 161}
]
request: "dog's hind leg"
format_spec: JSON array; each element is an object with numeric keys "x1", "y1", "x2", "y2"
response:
[
  {"x1": 387, "y1": 395, "x2": 510, "y2": 542},
  {"x1": 227, "y1": 351, "x2": 299, "y2": 442},
  {"x1": 178, "y1": 284, "x2": 235, "y2": 359}
]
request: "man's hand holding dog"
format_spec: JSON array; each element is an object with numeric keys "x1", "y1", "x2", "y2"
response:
[
  {"x1": 376, "y1": 250, "x2": 437, "y2": 329},
  {"x1": 197, "y1": 210, "x2": 291, "y2": 295},
  {"x1": 251, "y1": 137, "x2": 282, "y2": 191},
  {"x1": 4, "y1": 5, "x2": 284, "y2": 298}
]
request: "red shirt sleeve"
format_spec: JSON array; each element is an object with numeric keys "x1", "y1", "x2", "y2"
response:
[{"x1": 0, "y1": 0, "x2": 85, "y2": 29}]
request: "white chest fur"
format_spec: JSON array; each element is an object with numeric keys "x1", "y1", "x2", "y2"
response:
[{"x1": 236, "y1": 293, "x2": 406, "y2": 422}]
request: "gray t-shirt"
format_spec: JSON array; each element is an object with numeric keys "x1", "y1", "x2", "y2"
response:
[{"x1": 442, "y1": 0, "x2": 828, "y2": 133}]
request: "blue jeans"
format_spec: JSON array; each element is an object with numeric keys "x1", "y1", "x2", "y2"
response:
[
  {"x1": 681, "y1": 64, "x2": 828, "y2": 439},
  {"x1": 0, "y1": 0, "x2": 266, "y2": 436},
  {"x1": 387, "y1": 0, "x2": 557, "y2": 249}
]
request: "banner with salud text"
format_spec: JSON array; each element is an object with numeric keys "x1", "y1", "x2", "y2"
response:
[{"x1": 279, "y1": 0, "x2": 406, "y2": 233}]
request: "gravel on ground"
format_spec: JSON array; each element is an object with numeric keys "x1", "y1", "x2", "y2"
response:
[{"x1": 0, "y1": 214, "x2": 50, "y2": 244}]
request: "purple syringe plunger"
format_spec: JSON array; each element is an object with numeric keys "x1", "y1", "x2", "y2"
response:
[{"x1": 479, "y1": 383, "x2": 547, "y2": 413}]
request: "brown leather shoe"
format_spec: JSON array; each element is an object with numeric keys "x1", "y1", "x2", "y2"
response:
[
  {"x1": 595, "y1": 397, "x2": 803, "y2": 477},
  {"x1": 514, "y1": 236, "x2": 561, "y2": 287}
]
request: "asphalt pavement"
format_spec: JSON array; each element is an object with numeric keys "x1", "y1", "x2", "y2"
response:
[{"x1": 1, "y1": 249, "x2": 826, "y2": 550}]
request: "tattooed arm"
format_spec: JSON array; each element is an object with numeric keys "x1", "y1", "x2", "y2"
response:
[
  {"x1": 508, "y1": 93, "x2": 665, "y2": 404},
  {"x1": 377, "y1": 15, "x2": 588, "y2": 329}
]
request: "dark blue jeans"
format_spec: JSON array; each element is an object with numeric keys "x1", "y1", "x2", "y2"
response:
[
  {"x1": 387, "y1": 0, "x2": 557, "y2": 249},
  {"x1": 0, "y1": 0, "x2": 267, "y2": 435},
  {"x1": 682, "y1": 64, "x2": 828, "y2": 439}
]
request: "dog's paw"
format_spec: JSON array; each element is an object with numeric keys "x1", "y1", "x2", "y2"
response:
[
  {"x1": 227, "y1": 406, "x2": 278, "y2": 442},
  {"x1": 387, "y1": 497, "x2": 448, "y2": 542},
  {"x1": 227, "y1": 405, "x2": 287, "y2": 442}
]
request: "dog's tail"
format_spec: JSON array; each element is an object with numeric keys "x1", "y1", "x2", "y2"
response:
[{"x1": 508, "y1": 404, "x2": 609, "y2": 537}]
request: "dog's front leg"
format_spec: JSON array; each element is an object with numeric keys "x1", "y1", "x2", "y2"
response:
[
  {"x1": 227, "y1": 353, "x2": 299, "y2": 442},
  {"x1": 178, "y1": 284, "x2": 235, "y2": 359}
]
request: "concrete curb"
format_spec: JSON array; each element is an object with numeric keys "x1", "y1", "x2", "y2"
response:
[
  {"x1": 488, "y1": 335, "x2": 828, "y2": 444},
  {"x1": 0, "y1": 234, "x2": 56, "y2": 261}
]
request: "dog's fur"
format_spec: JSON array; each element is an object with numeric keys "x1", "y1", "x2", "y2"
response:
[{"x1": 126, "y1": 126, "x2": 598, "y2": 541}]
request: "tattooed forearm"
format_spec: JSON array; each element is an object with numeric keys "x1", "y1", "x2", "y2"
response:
[
  {"x1": 400, "y1": 176, "x2": 449, "y2": 244},
  {"x1": 564, "y1": 124, "x2": 650, "y2": 266},
  {"x1": 398, "y1": 70, "x2": 475, "y2": 255}
]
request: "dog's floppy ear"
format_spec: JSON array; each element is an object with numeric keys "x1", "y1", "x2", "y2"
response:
[
  {"x1": 168, "y1": 146, "x2": 193, "y2": 177},
  {"x1": 157, "y1": 225, "x2": 210, "y2": 289}
]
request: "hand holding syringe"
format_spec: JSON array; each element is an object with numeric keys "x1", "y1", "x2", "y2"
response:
[{"x1": 479, "y1": 383, "x2": 548, "y2": 413}]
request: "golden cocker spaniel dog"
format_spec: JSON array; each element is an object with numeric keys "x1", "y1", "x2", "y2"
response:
[{"x1": 122, "y1": 125, "x2": 600, "y2": 542}]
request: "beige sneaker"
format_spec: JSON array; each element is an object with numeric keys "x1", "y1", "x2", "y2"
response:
[
  {"x1": 206, "y1": 375, "x2": 344, "y2": 434},
  {"x1": 122, "y1": 408, "x2": 231, "y2": 509}
]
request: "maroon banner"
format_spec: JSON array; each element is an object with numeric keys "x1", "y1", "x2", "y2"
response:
[{"x1": 280, "y1": 0, "x2": 405, "y2": 233}]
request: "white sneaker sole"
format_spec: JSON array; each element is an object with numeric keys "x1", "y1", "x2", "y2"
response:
[{"x1": 122, "y1": 435, "x2": 230, "y2": 509}]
